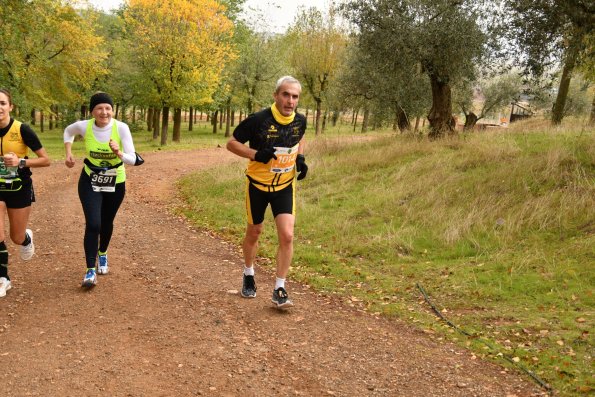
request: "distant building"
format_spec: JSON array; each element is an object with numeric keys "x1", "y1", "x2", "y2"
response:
[{"x1": 509, "y1": 102, "x2": 533, "y2": 123}]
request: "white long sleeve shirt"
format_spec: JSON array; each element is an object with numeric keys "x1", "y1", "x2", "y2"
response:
[{"x1": 64, "y1": 119, "x2": 137, "y2": 165}]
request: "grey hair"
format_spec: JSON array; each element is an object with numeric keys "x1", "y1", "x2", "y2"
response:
[{"x1": 275, "y1": 76, "x2": 301, "y2": 93}]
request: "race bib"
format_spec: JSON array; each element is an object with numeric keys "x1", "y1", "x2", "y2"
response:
[
  {"x1": 270, "y1": 144, "x2": 299, "y2": 173},
  {"x1": 90, "y1": 168, "x2": 117, "y2": 192}
]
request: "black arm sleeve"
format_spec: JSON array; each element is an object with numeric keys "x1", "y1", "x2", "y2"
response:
[
  {"x1": 20, "y1": 124, "x2": 43, "y2": 153},
  {"x1": 232, "y1": 113, "x2": 259, "y2": 144}
]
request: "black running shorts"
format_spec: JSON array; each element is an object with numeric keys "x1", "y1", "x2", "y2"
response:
[
  {"x1": 0, "y1": 179, "x2": 35, "y2": 209},
  {"x1": 245, "y1": 180, "x2": 294, "y2": 225}
]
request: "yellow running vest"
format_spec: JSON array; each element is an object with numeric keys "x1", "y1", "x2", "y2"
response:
[
  {"x1": 1, "y1": 120, "x2": 29, "y2": 158},
  {"x1": 83, "y1": 119, "x2": 126, "y2": 183}
]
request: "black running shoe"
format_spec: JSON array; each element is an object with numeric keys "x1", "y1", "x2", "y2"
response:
[
  {"x1": 241, "y1": 274, "x2": 257, "y2": 298},
  {"x1": 271, "y1": 287, "x2": 294, "y2": 309}
]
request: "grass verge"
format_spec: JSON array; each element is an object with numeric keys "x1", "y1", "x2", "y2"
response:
[{"x1": 178, "y1": 119, "x2": 594, "y2": 396}]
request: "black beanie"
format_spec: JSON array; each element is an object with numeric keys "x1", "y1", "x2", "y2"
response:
[{"x1": 89, "y1": 92, "x2": 114, "y2": 111}]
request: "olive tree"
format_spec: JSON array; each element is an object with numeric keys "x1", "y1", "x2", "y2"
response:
[{"x1": 342, "y1": 0, "x2": 491, "y2": 138}]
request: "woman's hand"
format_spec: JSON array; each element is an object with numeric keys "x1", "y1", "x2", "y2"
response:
[
  {"x1": 109, "y1": 139, "x2": 123, "y2": 158},
  {"x1": 3, "y1": 152, "x2": 18, "y2": 167},
  {"x1": 65, "y1": 154, "x2": 76, "y2": 168}
]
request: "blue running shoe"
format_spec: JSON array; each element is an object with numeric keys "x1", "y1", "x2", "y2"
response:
[
  {"x1": 98, "y1": 254, "x2": 109, "y2": 275},
  {"x1": 82, "y1": 268, "x2": 97, "y2": 288}
]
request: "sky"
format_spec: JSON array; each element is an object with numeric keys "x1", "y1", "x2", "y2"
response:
[
  {"x1": 87, "y1": 0, "x2": 331, "y2": 33},
  {"x1": 241, "y1": 0, "x2": 331, "y2": 33}
]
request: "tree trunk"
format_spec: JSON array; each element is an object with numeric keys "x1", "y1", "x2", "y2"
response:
[
  {"x1": 315, "y1": 100, "x2": 322, "y2": 136},
  {"x1": 332, "y1": 110, "x2": 339, "y2": 127},
  {"x1": 231, "y1": 110, "x2": 235, "y2": 127},
  {"x1": 161, "y1": 106, "x2": 169, "y2": 145},
  {"x1": 81, "y1": 105, "x2": 87, "y2": 120},
  {"x1": 173, "y1": 108, "x2": 182, "y2": 142},
  {"x1": 189, "y1": 107, "x2": 194, "y2": 131},
  {"x1": 212, "y1": 110, "x2": 218, "y2": 134},
  {"x1": 147, "y1": 108, "x2": 153, "y2": 131},
  {"x1": 225, "y1": 103, "x2": 231, "y2": 137},
  {"x1": 219, "y1": 108, "x2": 224, "y2": 130},
  {"x1": 247, "y1": 96, "x2": 254, "y2": 115},
  {"x1": 115, "y1": 104, "x2": 120, "y2": 120},
  {"x1": 394, "y1": 104, "x2": 410, "y2": 132},
  {"x1": 30, "y1": 109, "x2": 36, "y2": 125},
  {"x1": 414, "y1": 117, "x2": 420, "y2": 132},
  {"x1": 427, "y1": 74, "x2": 454, "y2": 139},
  {"x1": 152, "y1": 108, "x2": 161, "y2": 140},
  {"x1": 132, "y1": 105, "x2": 136, "y2": 124},
  {"x1": 353, "y1": 109, "x2": 359, "y2": 132},
  {"x1": 322, "y1": 109, "x2": 328, "y2": 132},
  {"x1": 361, "y1": 106, "x2": 369, "y2": 133},
  {"x1": 40, "y1": 111, "x2": 44, "y2": 132},
  {"x1": 463, "y1": 112, "x2": 478, "y2": 130},
  {"x1": 552, "y1": 33, "x2": 581, "y2": 125}
]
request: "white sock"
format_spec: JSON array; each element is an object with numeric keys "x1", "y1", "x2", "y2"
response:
[
  {"x1": 275, "y1": 277, "x2": 285, "y2": 290},
  {"x1": 244, "y1": 266, "x2": 254, "y2": 276}
]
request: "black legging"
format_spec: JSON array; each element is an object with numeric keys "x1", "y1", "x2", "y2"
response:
[{"x1": 78, "y1": 170, "x2": 125, "y2": 268}]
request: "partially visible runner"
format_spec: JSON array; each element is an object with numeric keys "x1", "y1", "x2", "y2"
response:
[
  {"x1": 63, "y1": 92, "x2": 143, "y2": 288},
  {"x1": 226, "y1": 76, "x2": 308, "y2": 309},
  {"x1": 0, "y1": 89, "x2": 51, "y2": 298}
]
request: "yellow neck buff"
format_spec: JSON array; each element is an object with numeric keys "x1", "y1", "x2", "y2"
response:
[{"x1": 271, "y1": 103, "x2": 295, "y2": 125}]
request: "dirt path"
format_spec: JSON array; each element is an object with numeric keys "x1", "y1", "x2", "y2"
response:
[{"x1": 0, "y1": 148, "x2": 545, "y2": 396}]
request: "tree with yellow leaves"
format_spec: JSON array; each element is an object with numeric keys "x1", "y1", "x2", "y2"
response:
[
  {"x1": 124, "y1": 0, "x2": 235, "y2": 145},
  {"x1": 0, "y1": 0, "x2": 107, "y2": 113}
]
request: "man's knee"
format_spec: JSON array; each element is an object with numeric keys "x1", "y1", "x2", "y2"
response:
[
  {"x1": 245, "y1": 224, "x2": 263, "y2": 241},
  {"x1": 278, "y1": 229, "x2": 294, "y2": 246}
]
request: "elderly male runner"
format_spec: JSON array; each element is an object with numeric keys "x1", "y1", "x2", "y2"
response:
[{"x1": 226, "y1": 76, "x2": 308, "y2": 308}]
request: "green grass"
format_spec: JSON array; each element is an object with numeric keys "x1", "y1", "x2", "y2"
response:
[
  {"x1": 178, "y1": 119, "x2": 594, "y2": 396},
  {"x1": 34, "y1": 117, "x2": 232, "y2": 159},
  {"x1": 35, "y1": 114, "x2": 357, "y2": 159}
]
